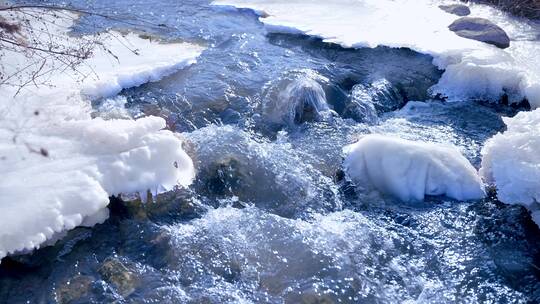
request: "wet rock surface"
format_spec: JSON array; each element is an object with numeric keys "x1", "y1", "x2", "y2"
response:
[
  {"x1": 55, "y1": 275, "x2": 94, "y2": 304},
  {"x1": 98, "y1": 258, "x2": 139, "y2": 297},
  {"x1": 117, "y1": 188, "x2": 203, "y2": 222},
  {"x1": 439, "y1": 4, "x2": 471, "y2": 16},
  {"x1": 449, "y1": 17, "x2": 511, "y2": 48}
]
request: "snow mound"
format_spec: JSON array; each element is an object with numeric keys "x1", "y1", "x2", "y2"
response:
[
  {"x1": 213, "y1": 0, "x2": 540, "y2": 107},
  {"x1": 0, "y1": 11, "x2": 202, "y2": 259},
  {"x1": 480, "y1": 109, "x2": 540, "y2": 225},
  {"x1": 343, "y1": 134, "x2": 485, "y2": 202}
]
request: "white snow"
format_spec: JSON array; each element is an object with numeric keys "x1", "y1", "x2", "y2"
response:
[
  {"x1": 481, "y1": 109, "x2": 540, "y2": 225},
  {"x1": 213, "y1": 0, "x2": 540, "y2": 107},
  {"x1": 343, "y1": 134, "x2": 485, "y2": 202},
  {"x1": 0, "y1": 10, "x2": 203, "y2": 259}
]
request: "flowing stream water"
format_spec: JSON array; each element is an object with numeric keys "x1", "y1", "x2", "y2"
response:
[{"x1": 1, "y1": 0, "x2": 540, "y2": 303}]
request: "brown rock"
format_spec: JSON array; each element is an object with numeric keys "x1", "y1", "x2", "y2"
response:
[{"x1": 98, "y1": 258, "x2": 139, "y2": 297}]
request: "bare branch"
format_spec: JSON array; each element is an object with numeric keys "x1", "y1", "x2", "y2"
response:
[{"x1": 0, "y1": 37, "x2": 90, "y2": 59}]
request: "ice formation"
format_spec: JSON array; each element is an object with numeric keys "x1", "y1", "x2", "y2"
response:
[
  {"x1": 0, "y1": 10, "x2": 203, "y2": 259},
  {"x1": 481, "y1": 109, "x2": 540, "y2": 225},
  {"x1": 213, "y1": 0, "x2": 540, "y2": 107},
  {"x1": 343, "y1": 134, "x2": 485, "y2": 202}
]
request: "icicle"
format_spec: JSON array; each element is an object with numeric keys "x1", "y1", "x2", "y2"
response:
[{"x1": 139, "y1": 191, "x2": 148, "y2": 204}]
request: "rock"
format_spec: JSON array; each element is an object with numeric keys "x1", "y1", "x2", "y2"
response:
[
  {"x1": 439, "y1": 4, "x2": 471, "y2": 16},
  {"x1": 220, "y1": 108, "x2": 242, "y2": 124},
  {"x1": 262, "y1": 72, "x2": 332, "y2": 126},
  {"x1": 342, "y1": 84, "x2": 378, "y2": 124},
  {"x1": 361, "y1": 80, "x2": 406, "y2": 113},
  {"x1": 448, "y1": 17, "x2": 510, "y2": 49},
  {"x1": 300, "y1": 293, "x2": 335, "y2": 304},
  {"x1": 56, "y1": 275, "x2": 94, "y2": 304},
  {"x1": 98, "y1": 258, "x2": 139, "y2": 297},
  {"x1": 286, "y1": 77, "x2": 330, "y2": 125},
  {"x1": 141, "y1": 104, "x2": 175, "y2": 130},
  {"x1": 118, "y1": 188, "x2": 202, "y2": 221}
]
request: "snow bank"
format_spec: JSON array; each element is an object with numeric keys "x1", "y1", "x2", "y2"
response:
[
  {"x1": 213, "y1": 0, "x2": 540, "y2": 107},
  {"x1": 343, "y1": 134, "x2": 485, "y2": 202},
  {"x1": 0, "y1": 10, "x2": 203, "y2": 259},
  {"x1": 481, "y1": 109, "x2": 540, "y2": 225}
]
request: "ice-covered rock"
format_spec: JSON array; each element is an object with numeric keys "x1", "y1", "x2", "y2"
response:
[
  {"x1": 449, "y1": 17, "x2": 510, "y2": 49},
  {"x1": 480, "y1": 109, "x2": 540, "y2": 226},
  {"x1": 439, "y1": 4, "x2": 471, "y2": 16},
  {"x1": 0, "y1": 10, "x2": 203, "y2": 259},
  {"x1": 213, "y1": 0, "x2": 540, "y2": 107},
  {"x1": 343, "y1": 134, "x2": 485, "y2": 202}
]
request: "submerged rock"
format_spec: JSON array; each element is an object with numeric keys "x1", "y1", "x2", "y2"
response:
[
  {"x1": 342, "y1": 84, "x2": 379, "y2": 124},
  {"x1": 439, "y1": 4, "x2": 471, "y2": 16},
  {"x1": 364, "y1": 79, "x2": 407, "y2": 113},
  {"x1": 118, "y1": 188, "x2": 202, "y2": 221},
  {"x1": 262, "y1": 70, "x2": 333, "y2": 127},
  {"x1": 56, "y1": 275, "x2": 94, "y2": 304},
  {"x1": 449, "y1": 17, "x2": 510, "y2": 49},
  {"x1": 299, "y1": 293, "x2": 336, "y2": 304},
  {"x1": 281, "y1": 77, "x2": 331, "y2": 125},
  {"x1": 98, "y1": 258, "x2": 139, "y2": 297},
  {"x1": 188, "y1": 125, "x2": 339, "y2": 217},
  {"x1": 343, "y1": 100, "x2": 377, "y2": 124}
]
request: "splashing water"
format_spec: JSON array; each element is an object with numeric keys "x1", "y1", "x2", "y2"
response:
[{"x1": 1, "y1": 0, "x2": 540, "y2": 303}]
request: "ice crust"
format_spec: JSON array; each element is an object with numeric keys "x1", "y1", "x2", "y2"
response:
[
  {"x1": 344, "y1": 134, "x2": 486, "y2": 202},
  {"x1": 213, "y1": 0, "x2": 540, "y2": 107},
  {"x1": 0, "y1": 11, "x2": 202, "y2": 258},
  {"x1": 481, "y1": 109, "x2": 540, "y2": 225}
]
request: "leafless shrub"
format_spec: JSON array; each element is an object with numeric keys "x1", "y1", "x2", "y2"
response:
[
  {"x1": 466, "y1": 0, "x2": 540, "y2": 19},
  {"x1": 0, "y1": 3, "x2": 164, "y2": 158},
  {"x1": 0, "y1": 4, "x2": 146, "y2": 95}
]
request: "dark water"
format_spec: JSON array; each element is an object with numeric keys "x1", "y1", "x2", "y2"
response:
[{"x1": 1, "y1": 0, "x2": 540, "y2": 303}]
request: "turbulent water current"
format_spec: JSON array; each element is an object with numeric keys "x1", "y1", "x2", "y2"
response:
[{"x1": 1, "y1": 0, "x2": 540, "y2": 303}]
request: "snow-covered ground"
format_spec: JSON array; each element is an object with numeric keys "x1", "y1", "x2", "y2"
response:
[
  {"x1": 0, "y1": 10, "x2": 203, "y2": 258},
  {"x1": 212, "y1": 0, "x2": 540, "y2": 107}
]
